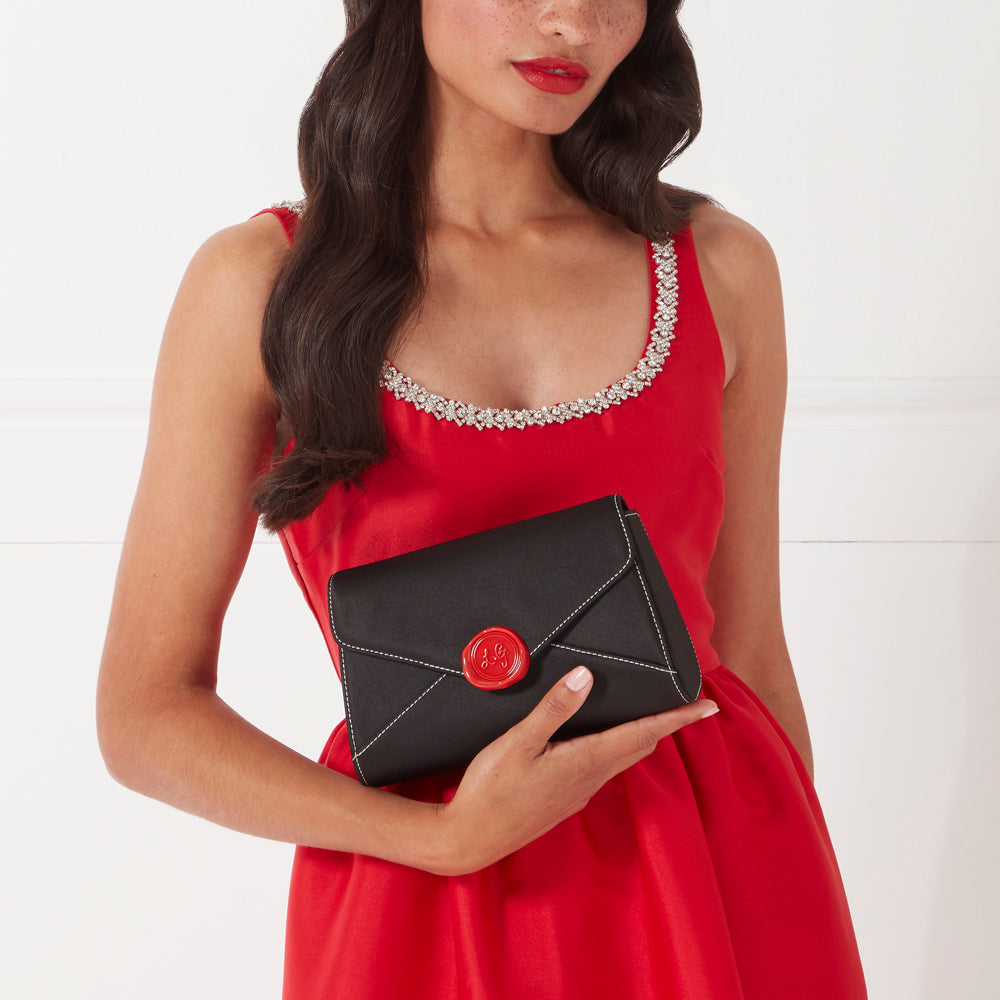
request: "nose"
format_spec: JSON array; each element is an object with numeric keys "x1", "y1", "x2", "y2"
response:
[{"x1": 536, "y1": 0, "x2": 601, "y2": 46}]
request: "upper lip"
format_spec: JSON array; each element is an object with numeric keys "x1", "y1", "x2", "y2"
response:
[{"x1": 513, "y1": 57, "x2": 590, "y2": 79}]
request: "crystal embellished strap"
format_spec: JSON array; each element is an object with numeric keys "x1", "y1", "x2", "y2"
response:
[
  {"x1": 382, "y1": 238, "x2": 679, "y2": 430},
  {"x1": 270, "y1": 198, "x2": 306, "y2": 216}
]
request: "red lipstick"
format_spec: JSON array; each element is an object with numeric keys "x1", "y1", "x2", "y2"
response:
[{"x1": 512, "y1": 57, "x2": 589, "y2": 95}]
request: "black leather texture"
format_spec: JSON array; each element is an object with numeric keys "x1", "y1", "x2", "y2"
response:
[{"x1": 327, "y1": 494, "x2": 702, "y2": 787}]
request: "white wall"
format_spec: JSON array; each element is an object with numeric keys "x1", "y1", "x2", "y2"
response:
[{"x1": 2, "y1": 1, "x2": 998, "y2": 997}]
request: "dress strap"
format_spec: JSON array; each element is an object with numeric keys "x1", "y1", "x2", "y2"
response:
[{"x1": 249, "y1": 199, "x2": 306, "y2": 245}]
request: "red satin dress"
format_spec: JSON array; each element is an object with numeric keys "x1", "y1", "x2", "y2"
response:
[{"x1": 252, "y1": 201, "x2": 868, "y2": 999}]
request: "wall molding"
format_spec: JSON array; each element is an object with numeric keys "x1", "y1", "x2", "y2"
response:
[
  {"x1": 3, "y1": 376, "x2": 998, "y2": 543},
  {"x1": 2, "y1": 376, "x2": 998, "y2": 429},
  {"x1": 1, "y1": 377, "x2": 153, "y2": 431}
]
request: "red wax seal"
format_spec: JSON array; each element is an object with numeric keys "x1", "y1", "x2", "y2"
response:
[{"x1": 461, "y1": 626, "x2": 530, "y2": 690}]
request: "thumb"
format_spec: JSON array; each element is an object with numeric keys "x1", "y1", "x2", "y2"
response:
[{"x1": 513, "y1": 666, "x2": 593, "y2": 752}]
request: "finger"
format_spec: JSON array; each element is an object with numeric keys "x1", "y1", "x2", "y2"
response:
[
  {"x1": 509, "y1": 666, "x2": 594, "y2": 754},
  {"x1": 551, "y1": 698, "x2": 719, "y2": 766},
  {"x1": 609, "y1": 700, "x2": 719, "y2": 760}
]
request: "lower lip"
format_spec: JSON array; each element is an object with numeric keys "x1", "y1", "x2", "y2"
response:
[{"x1": 512, "y1": 63, "x2": 587, "y2": 94}]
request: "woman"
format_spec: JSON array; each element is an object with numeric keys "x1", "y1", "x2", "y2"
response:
[{"x1": 97, "y1": 0, "x2": 869, "y2": 997}]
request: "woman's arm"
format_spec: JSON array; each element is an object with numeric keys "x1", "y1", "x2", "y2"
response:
[
  {"x1": 95, "y1": 214, "x2": 452, "y2": 873},
  {"x1": 691, "y1": 205, "x2": 815, "y2": 782}
]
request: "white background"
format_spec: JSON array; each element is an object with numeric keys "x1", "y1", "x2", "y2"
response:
[{"x1": 2, "y1": 1, "x2": 998, "y2": 997}]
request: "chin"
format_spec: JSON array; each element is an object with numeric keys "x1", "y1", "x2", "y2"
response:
[{"x1": 504, "y1": 103, "x2": 589, "y2": 137}]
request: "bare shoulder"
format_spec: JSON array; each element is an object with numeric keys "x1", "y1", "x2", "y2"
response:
[
  {"x1": 687, "y1": 202, "x2": 784, "y2": 386},
  {"x1": 687, "y1": 202, "x2": 778, "y2": 282},
  {"x1": 167, "y1": 211, "x2": 292, "y2": 415},
  {"x1": 187, "y1": 211, "x2": 292, "y2": 290},
  {"x1": 187, "y1": 211, "x2": 292, "y2": 322}
]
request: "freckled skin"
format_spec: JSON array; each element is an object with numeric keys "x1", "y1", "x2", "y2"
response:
[{"x1": 420, "y1": 0, "x2": 646, "y2": 135}]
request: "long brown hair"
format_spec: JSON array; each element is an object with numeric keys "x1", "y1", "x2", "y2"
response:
[{"x1": 252, "y1": 0, "x2": 719, "y2": 533}]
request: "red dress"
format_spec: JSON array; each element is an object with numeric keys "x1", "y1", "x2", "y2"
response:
[{"x1": 252, "y1": 201, "x2": 868, "y2": 999}]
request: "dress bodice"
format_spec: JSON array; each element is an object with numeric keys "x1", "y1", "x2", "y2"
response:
[{"x1": 253, "y1": 202, "x2": 727, "y2": 683}]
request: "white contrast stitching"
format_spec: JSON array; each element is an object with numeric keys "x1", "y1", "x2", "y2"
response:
[
  {"x1": 328, "y1": 578, "x2": 464, "y2": 675},
  {"x1": 352, "y1": 674, "x2": 448, "y2": 761},
  {"x1": 329, "y1": 575, "x2": 455, "y2": 781},
  {"x1": 329, "y1": 496, "x2": 643, "y2": 760},
  {"x1": 550, "y1": 643, "x2": 677, "y2": 675},
  {"x1": 529, "y1": 497, "x2": 634, "y2": 656},
  {"x1": 627, "y1": 509, "x2": 702, "y2": 679},
  {"x1": 631, "y1": 560, "x2": 685, "y2": 701},
  {"x1": 340, "y1": 642, "x2": 462, "y2": 676},
  {"x1": 339, "y1": 648, "x2": 369, "y2": 785},
  {"x1": 625, "y1": 510, "x2": 702, "y2": 700}
]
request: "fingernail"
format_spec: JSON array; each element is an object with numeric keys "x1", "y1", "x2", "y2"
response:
[
  {"x1": 699, "y1": 701, "x2": 719, "y2": 718},
  {"x1": 566, "y1": 666, "x2": 592, "y2": 691}
]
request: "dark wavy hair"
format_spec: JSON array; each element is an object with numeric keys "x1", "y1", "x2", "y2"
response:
[{"x1": 252, "y1": 0, "x2": 719, "y2": 532}]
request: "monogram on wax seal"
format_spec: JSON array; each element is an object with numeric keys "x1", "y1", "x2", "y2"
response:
[{"x1": 461, "y1": 626, "x2": 530, "y2": 690}]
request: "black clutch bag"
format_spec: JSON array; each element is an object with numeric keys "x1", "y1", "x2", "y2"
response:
[{"x1": 327, "y1": 494, "x2": 702, "y2": 787}]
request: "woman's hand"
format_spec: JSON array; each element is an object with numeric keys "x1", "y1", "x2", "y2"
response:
[{"x1": 432, "y1": 666, "x2": 719, "y2": 876}]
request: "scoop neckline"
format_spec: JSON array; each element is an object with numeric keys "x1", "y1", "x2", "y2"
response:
[{"x1": 380, "y1": 235, "x2": 679, "y2": 430}]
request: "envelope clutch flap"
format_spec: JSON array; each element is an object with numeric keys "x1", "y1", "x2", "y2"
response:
[{"x1": 327, "y1": 495, "x2": 637, "y2": 677}]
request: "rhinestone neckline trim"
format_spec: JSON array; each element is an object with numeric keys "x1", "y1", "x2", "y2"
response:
[
  {"x1": 386, "y1": 239, "x2": 678, "y2": 430},
  {"x1": 268, "y1": 199, "x2": 680, "y2": 431}
]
